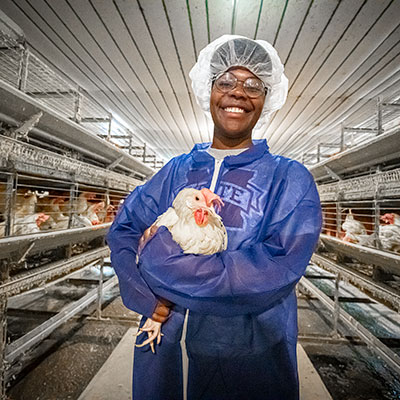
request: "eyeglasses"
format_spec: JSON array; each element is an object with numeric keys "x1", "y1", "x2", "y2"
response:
[{"x1": 212, "y1": 71, "x2": 267, "y2": 98}]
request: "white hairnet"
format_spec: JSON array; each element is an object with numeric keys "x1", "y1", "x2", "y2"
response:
[{"x1": 189, "y1": 35, "x2": 288, "y2": 130}]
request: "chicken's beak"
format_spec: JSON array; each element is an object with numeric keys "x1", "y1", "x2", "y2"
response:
[
  {"x1": 194, "y1": 208, "x2": 209, "y2": 226},
  {"x1": 380, "y1": 213, "x2": 394, "y2": 224},
  {"x1": 200, "y1": 188, "x2": 224, "y2": 212}
]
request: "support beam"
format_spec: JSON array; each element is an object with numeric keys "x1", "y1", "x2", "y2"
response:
[
  {"x1": 73, "y1": 87, "x2": 82, "y2": 123},
  {"x1": 312, "y1": 253, "x2": 400, "y2": 311},
  {"x1": 342, "y1": 128, "x2": 379, "y2": 133},
  {"x1": 17, "y1": 43, "x2": 28, "y2": 92},
  {"x1": 8, "y1": 111, "x2": 43, "y2": 140},
  {"x1": 319, "y1": 234, "x2": 400, "y2": 276},
  {"x1": 323, "y1": 166, "x2": 342, "y2": 181},
  {"x1": 299, "y1": 277, "x2": 400, "y2": 376},
  {"x1": 4, "y1": 275, "x2": 118, "y2": 367},
  {"x1": 107, "y1": 156, "x2": 124, "y2": 170},
  {"x1": 0, "y1": 247, "x2": 110, "y2": 298},
  {"x1": 382, "y1": 102, "x2": 400, "y2": 108},
  {"x1": 80, "y1": 117, "x2": 111, "y2": 123},
  {"x1": 25, "y1": 90, "x2": 77, "y2": 98},
  {"x1": 0, "y1": 261, "x2": 9, "y2": 398}
]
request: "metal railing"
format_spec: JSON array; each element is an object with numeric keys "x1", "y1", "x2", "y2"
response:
[
  {"x1": 0, "y1": 28, "x2": 164, "y2": 169},
  {"x1": 301, "y1": 95, "x2": 400, "y2": 166}
]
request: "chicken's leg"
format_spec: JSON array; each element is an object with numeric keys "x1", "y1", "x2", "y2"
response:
[{"x1": 135, "y1": 318, "x2": 163, "y2": 354}]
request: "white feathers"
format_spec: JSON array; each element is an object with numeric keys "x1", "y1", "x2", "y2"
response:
[{"x1": 154, "y1": 188, "x2": 227, "y2": 255}]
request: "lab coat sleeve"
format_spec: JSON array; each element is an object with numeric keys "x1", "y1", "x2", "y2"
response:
[
  {"x1": 139, "y1": 166, "x2": 322, "y2": 316},
  {"x1": 106, "y1": 159, "x2": 176, "y2": 318}
]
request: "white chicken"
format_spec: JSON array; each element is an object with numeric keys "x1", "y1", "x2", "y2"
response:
[
  {"x1": 379, "y1": 213, "x2": 400, "y2": 253},
  {"x1": 341, "y1": 209, "x2": 373, "y2": 246},
  {"x1": 136, "y1": 187, "x2": 227, "y2": 353},
  {"x1": 15, "y1": 190, "x2": 49, "y2": 218},
  {"x1": 12, "y1": 212, "x2": 49, "y2": 236},
  {"x1": 76, "y1": 191, "x2": 97, "y2": 215},
  {"x1": 152, "y1": 187, "x2": 227, "y2": 255},
  {"x1": 37, "y1": 196, "x2": 68, "y2": 230},
  {"x1": 83, "y1": 201, "x2": 105, "y2": 225}
]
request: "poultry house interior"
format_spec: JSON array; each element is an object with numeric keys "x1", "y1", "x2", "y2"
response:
[{"x1": 0, "y1": 1, "x2": 400, "y2": 400}]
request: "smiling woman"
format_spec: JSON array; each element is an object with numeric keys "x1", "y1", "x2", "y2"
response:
[
  {"x1": 107, "y1": 34, "x2": 322, "y2": 400},
  {"x1": 210, "y1": 67, "x2": 266, "y2": 149}
]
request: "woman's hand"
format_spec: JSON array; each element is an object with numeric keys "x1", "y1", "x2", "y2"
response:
[{"x1": 138, "y1": 225, "x2": 159, "y2": 256}]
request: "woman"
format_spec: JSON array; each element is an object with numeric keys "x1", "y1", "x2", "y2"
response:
[{"x1": 107, "y1": 35, "x2": 322, "y2": 400}]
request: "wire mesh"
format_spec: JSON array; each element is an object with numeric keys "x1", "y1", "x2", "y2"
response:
[
  {"x1": 321, "y1": 200, "x2": 400, "y2": 255},
  {"x1": 0, "y1": 31, "x2": 23, "y2": 87},
  {"x1": 303, "y1": 90, "x2": 400, "y2": 166},
  {"x1": 0, "y1": 174, "x2": 129, "y2": 238},
  {"x1": 0, "y1": 28, "x2": 161, "y2": 169}
]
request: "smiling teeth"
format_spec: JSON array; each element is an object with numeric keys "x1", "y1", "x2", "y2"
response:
[{"x1": 224, "y1": 107, "x2": 244, "y2": 113}]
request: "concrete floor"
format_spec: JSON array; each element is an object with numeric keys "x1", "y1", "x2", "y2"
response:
[{"x1": 78, "y1": 327, "x2": 333, "y2": 400}]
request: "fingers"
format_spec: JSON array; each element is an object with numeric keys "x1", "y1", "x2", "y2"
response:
[
  {"x1": 143, "y1": 225, "x2": 158, "y2": 242},
  {"x1": 149, "y1": 224, "x2": 158, "y2": 236},
  {"x1": 137, "y1": 225, "x2": 159, "y2": 259}
]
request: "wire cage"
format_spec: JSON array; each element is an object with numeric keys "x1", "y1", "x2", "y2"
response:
[
  {"x1": 300, "y1": 90, "x2": 400, "y2": 167},
  {"x1": 0, "y1": 28, "x2": 162, "y2": 169},
  {"x1": 321, "y1": 199, "x2": 400, "y2": 255},
  {"x1": 0, "y1": 173, "x2": 129, "y2": 238}
]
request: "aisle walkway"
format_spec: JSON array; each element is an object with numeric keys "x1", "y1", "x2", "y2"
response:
[{"x1": 78, "y1": 327, "x2": 333, "y2": 400}]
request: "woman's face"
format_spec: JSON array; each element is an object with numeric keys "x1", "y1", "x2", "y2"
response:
[{"x1": 210, "y1": 67, "x2": 266, "y2": 146}]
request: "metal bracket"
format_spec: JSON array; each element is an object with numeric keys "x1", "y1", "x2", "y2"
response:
[
  {"x1": 107, "y1": 156, "x2": 124, "y2": 170},
  {"x1": 324, "y1": 165, "x2": 342, "y2": 181},
  {"x1": 16, "y1": 241, "x2": 36, "y2": 264},
  {"x1": 7, "y1": 111, "x2": 43, "y2": 140}
]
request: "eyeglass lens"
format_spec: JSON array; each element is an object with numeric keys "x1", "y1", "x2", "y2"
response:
[{"x1": 215, "y1": 72, "x2": 265, "y2": 98}]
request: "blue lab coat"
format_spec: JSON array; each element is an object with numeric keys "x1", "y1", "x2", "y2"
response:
[{"x1": 107, "y1": 139, "x2": 322, "y2": 400}]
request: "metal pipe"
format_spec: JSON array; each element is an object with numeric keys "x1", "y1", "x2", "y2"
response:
[
  {"x1": 374, "y1": 185, "x2": 382, "y2": 250},
  {"x1": 0, "y1": 112, "x2": 113, "y2": 166},
  {"x1": 340, "y1": 123, "x2": 344, "y2": 151},
  {"x1": 336, "y1": 194, "x2": 342, "y2": 238},
  {"x1": 73, "y1": 86, "x2": 82, "y2": 123},
  {"x1": 377, "y1": 97, "x2": 383, "y2": 136},
  {"x1": 312, "y1": 253, "x2": 400, "y2": 312},
  {"x1": 332, "y1": 273, "x2": 340, "y2": 337},
  {"x1": 4, "y1": 275, "x2": 118, "y2": 364},
  {"x1": 17, "y1": 43, "x2": 28, "y2": 92},
  {"x1": 382, "y1": 102, "x2": 400, "y2": 108},
  {"x1": 319, "y1": 234, "x2": 400, "y2": 276},
  {"x1": 107, "y1": 113, "x2": 112, "y2": 141},
  {"x1": 0, "y1": 260, "x2": 9, "y2": 399},
  {"x1": 4, "y1": 174, "x2": 14, "y2": 237},
  {"x1": 342, "y1": 128, "x2": 379, "y2": 133},
  {"x1": 299, "y1": 277, "x2": 400, "y2": 376},
  {"x1": 96, "y1": 258, "x2": 104, "y2": 320},
  {"x1": 0, "y1": 247, "x2": 110, "y2": 298}
]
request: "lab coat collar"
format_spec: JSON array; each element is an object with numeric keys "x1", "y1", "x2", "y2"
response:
[{"x1": 190, "y1": 139, "x2": 270, "y2": 167}]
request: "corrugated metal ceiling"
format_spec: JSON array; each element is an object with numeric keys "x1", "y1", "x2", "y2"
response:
[{"x1": 0, "y1": 0, "x2": 399, "y2": 163}]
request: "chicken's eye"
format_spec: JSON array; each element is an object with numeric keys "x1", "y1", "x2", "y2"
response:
[{"x1": 195, "y1": 196, "x2": 200, "y2": 201}]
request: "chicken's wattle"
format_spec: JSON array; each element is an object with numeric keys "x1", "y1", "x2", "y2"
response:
[{"x1": 194, "y1": 208, "x2": 208, "y2": 226}]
